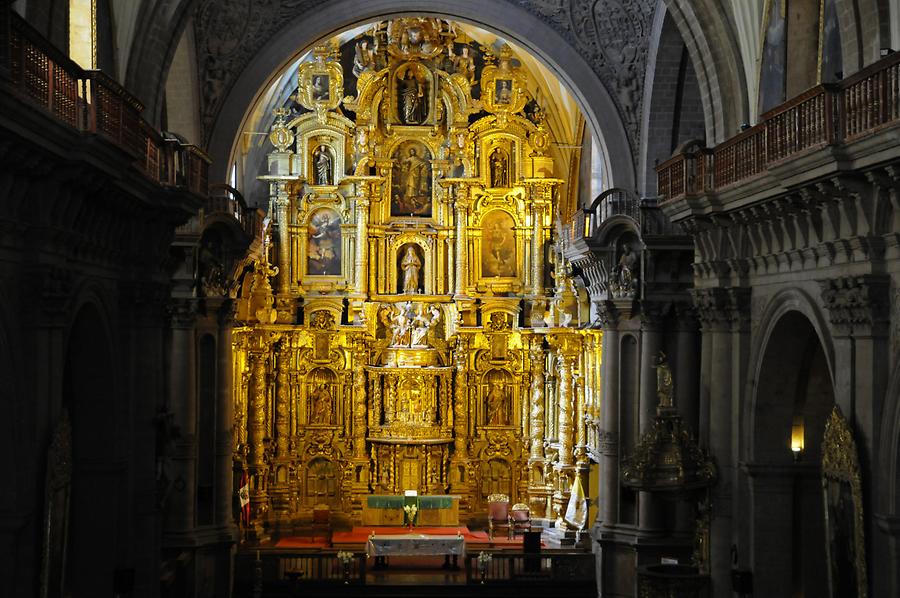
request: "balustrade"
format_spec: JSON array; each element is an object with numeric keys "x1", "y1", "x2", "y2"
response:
[{"x1": 657, "y1": 51, "x2": 900, "y2": 201}]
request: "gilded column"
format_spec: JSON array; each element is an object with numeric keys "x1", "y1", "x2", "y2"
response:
[
  {"x1": 354, "y1": 196, "x2": 370, "y2": 295},
  {"x1": 529, "y1": 340, "x2": 546, "y2": 460},
  {"x1": 274, "y1": 340, "x2": 291, "y2": 458},
  {"x1": 557, "y1": 347, "x2": 575, "y2": 467},
  {"x1": 247, "y1": 347, "x2": 269, "y2": 469},
  {"x1": 353, "y1": 340, "x2": 368, "y2": 458},
  {"x1": 454, "y1": 186, "x2": 469, "y2": 298},
  {"x1": 531, "y1": 199, "x2": 543, "y2": 296},
  {"x1": 453, "y1": 336, "x2": 469, "y2": 457},
  {"x1": 274, "y1": 182, "x2": 291, "y2": 295}
]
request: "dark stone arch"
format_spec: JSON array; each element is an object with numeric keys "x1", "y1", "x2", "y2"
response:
[
  {"x1": 640, "y1": 5, "x2": 707, "y2": 195},
  {"x1": 661, "y1": 0, "x2": 749, "y2": 142},
  {"x1": 748, "y1": 308, "x2": 835, "y2": 598}
]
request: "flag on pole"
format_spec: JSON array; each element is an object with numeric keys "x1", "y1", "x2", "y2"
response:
[
  {"x1": 564, "y1": 474, "x2": 587, "y2": 530},
  {"x1": 238, "y1": 470, "x2": 251, "y2": 526}
]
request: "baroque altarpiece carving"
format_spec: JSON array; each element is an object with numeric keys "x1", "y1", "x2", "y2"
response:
[{"x1": 231, "y1": 19, "x2": 601, "y2": 530}]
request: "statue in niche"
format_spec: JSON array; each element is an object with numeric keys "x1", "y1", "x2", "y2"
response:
[
  {"x1": 310, "y1": 382, "x2": 333, "y2": 424},
  {"x1": 399, "y1": 68, "x2": 426, "y2": 124},
  {"x1": 486, "y1": 378, "x2": 508, "y2": 425},
  {"x1": 450, "y1": 155, "x2": 465, "y2": 178},
  {"x1": 490, "y1": 149, "x2": 508, "y2": 188},
  {"x1": 400, "y1": 244, "x2": 423, "y2": 293},
  {"x1": 311, "y1": 75, "x2": 330, "y2": 101},
  {"x1": 312, "y1": 145, "x2": 333, "y2": 186},
  {"x1": 610, "y1": 241, "x2": 638, "y2": 298},
  {"x1": 353, "y1": 39, "x2": 376, "y2": 77},
  {"x1": 655, "y1": 351, "x2": 673, "y2": 407}
]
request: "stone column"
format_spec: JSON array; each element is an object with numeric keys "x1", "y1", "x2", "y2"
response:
[
  {"x1": 638, "y1": 310, "x2": 663, "y2": 533},
  {"x1": 454, "y1": 186, "x2": 469, "y2": 298},
  {"x1": 598, "y1": 314, "x2": 620, "y2": 526},
  {"x1": 168, "y1": 299, "x2": 198, "y2": 533},
  {"x1": 216, "y1": 301, "x2": 237, "y2": 528}
]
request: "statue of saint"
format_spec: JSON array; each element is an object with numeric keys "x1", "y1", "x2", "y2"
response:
[
  {"x1": 487, "y1": 380, "x2": 507, "y2": 425},
  {"x1": 313, "y1": 145, "x2": 332, "y2": 186},
  {"x1": 400, "y1": 69, "x2": 425, "y2": 124},
  {"x1": 353, "y1": 39, "x2": 375, "y2": 77},
  {"x1": 410, "y1": 303, "x2": 431, "y2": 346},
  {"x1": 655, "y1": 351, "x2": 674, "y2": 407},
  {"x1": 450, "y1": 45, "x2": 476, "y2": 84},
  {"x1": 401, "y1": 245, "x2": 422, "y2": 294},
  {"x1": 490, "y1": 150, "x2": 508, "y2": 187},
  {"x1": 611, "y1": 243, "x2": 637, "y2": 297},
  {"x1": 311, "y1": 383, "x2": 332, "y2": 423}
]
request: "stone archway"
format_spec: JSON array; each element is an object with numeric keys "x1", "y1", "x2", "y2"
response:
[
  {"x1": 63, "y1": 302, "x2": 119, "y2": 598},
  {"x1": 748, "y1": 310, "x2": 835, "y2": 598}
]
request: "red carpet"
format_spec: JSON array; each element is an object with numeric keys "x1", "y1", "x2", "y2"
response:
[
  {"x1": 274, "y1": 526, "x2": 542, "y2": 549},
  {"x1": 274, "y1": 537, "x2": 331, "y2": 548}
]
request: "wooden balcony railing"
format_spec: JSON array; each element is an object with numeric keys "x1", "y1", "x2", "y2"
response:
[
  {"x1": 657, "y1": 51, "x2": 900, "y2": 202},
  {"x1": 3, "y1": 11, "x2": 210, "y2": 197}
]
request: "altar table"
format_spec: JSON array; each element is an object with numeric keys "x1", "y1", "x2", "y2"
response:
[
  {"x1": 361, "y1": 495, "x2": 460, "y2": 526},
  {"x1": 366, "y1": 533, "x2": 465, "y2": 557}
]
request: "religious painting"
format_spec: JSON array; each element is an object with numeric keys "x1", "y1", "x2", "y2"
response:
[
  {"x1": 484, "y1": 369, "x2": 512, "y2": 426},
  {"x1": 307, "y1": 368, "x2": 336, "y2": 425},
  {"x1": 481, "y1": 210, "x2": 516, "y2": 278},
  {"x1": 307, "y1": 208, "x2": 341, "y2": 275},
  {"x1": 495, "y1": 79, "x2": 512, "y2": 104},
  {"x1": 391, "y1": 141, "x2": 433, "y2": 216},
  {"x1": 311, "y1": 144, "x2": 333, "y2": 186},
  {"x1": 397, "y1": 243, "x2": 425, "y2": 294},
  {"x1": 397, "y1": 65, "x2": 428, "y2": 124},
  {"x1": 311, "y1": 74, "x2": 330, "y2": 101}
]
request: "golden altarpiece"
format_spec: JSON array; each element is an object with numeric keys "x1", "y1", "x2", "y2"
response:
[{"x1": 231, "y1": 19, "x2": 601, "y2": 532}]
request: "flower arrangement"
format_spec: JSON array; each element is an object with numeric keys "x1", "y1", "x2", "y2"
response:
[
  {"x1": 402, "y1": 503, "x2": 418, "y2": 527},
  {"x1": 336, "y1": 551, "x2": 354, "y2": 564},
  {"x1": 477, "y1": 551, "x2": 493, "y2": 565}
]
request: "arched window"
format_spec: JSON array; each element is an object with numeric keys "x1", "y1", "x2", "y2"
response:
[{"x1": 68, "y1": 0, "x2": 95, "y2": 69}]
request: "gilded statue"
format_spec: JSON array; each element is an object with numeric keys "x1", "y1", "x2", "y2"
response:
[
  {"x1": 655, "y1": 351, "x2": 673, "y2": 407},
  {"x1": 353, "y1": 39, "x2": 376, "y2": 77},
  {"x1": 449, "y1": 45, "x2": 476, "y2": 83},
  {"x1": 490, "y1": 149, "x2": 508, "y2": 187},
  {"x1": 313, "y1": 145, "x2": 333, "y2": 185},
  {"x1": 487, "y1": 379, "x2": 508, "y2": 425},
  {"x1": 311, "y1": 382, "x2": 333, "y2": 423},
  {"x1": 399, "y1": 69, "x2": 426, "y2": 124},
  {"x1": 401, "y1": 245, "x2": 422, "y2": 293}
]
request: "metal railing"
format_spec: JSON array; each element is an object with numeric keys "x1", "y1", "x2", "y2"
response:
[
  {"x1": 4, "y1": 11, "x2": 210, "y2": 196},
  {"x1": 656, "y1": 51, "x2": 900, "y2": 202}
]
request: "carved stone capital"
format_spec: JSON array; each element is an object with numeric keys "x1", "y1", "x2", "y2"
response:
[
  {"x1": 818, "y1": 274, "x2": 890, "y2": 336},
  {"x1": 691, "y1": 287, "x2": 750, "y2": 330},
  {"x1": 168, "y1": 299, "x2": 199, "y2": 328}
]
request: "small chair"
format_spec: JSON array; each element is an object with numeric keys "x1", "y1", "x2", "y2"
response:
[
  {"x1": 310, "y1": 504, "x2": 331, "y2": 544},
  {"x1": 508, "y1": 503, "x2": 532, "y2": 539},
  {"x1": 487, "y1": 494, "x2": 510, "y2": 539}
]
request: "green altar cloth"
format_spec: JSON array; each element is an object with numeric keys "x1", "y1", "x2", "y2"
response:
[{"x1": 366, "y1": 495, "x2": 454, "y2": 509}]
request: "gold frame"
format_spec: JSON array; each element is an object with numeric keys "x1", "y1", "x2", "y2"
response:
[{"x1": 821, "y1": 406, "x2": 868, "y2": 598}]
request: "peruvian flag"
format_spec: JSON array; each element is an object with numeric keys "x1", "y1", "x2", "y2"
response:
[{"x1": 238, "y1": 470, "x2": 251, "y2": 526}]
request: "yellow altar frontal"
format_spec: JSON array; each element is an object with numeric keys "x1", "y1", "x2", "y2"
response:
[{"x1": 362, "y1": 495, "x2": 460, "y2": 527}]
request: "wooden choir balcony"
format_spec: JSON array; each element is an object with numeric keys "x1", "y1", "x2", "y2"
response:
[
  {"x1": 3, "y1": 11, "x2": 210, "y2": 196},
  {"x1": 657, "y1": 51, "x2": 900, "y2": 202}
]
